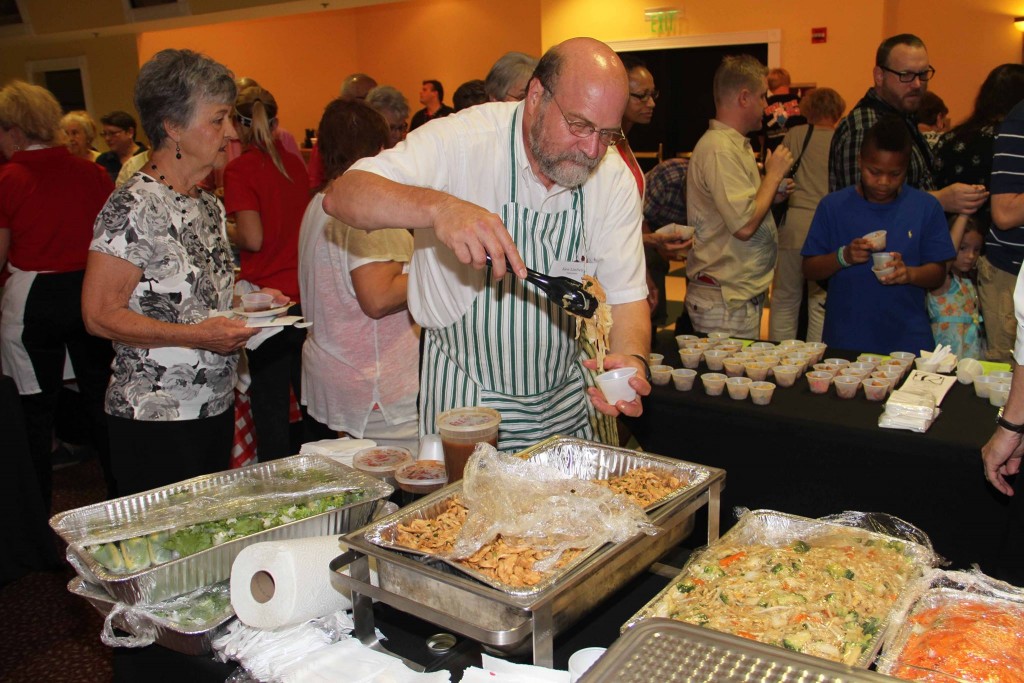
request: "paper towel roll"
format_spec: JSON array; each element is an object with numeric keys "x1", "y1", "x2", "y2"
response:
[{"x1": 231, "y1": 535, "x2": 351, "y2": 630}]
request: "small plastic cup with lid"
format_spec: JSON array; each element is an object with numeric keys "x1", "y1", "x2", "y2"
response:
[
  {"x1": 956, "y1": 358, "x2": 984, "y2": 385},
  {"x1": 678, "y1": 348, "x2": 703, "y2": 369},
  {"x1": 241, "y1": 292, "x2": 273, "y2": 312},
  {"x1": 722, "y1": 357, "x2": 746, "y2": 378},
  {"x1": 675, "y1": 334, "x2": 698, "y2": 348},
  {"x1": 395, "y1": 460, "x2": 449, "y2": 495},
  {"x1": 771, "y1": 364, "x2": 799, "y2": 388},
  {"x1": 353, "y1": 446, "x2": 414, "y2": 486},
  {"x1": 648, "y1": 353, "x2": 665, "y2": 365},
  {"x1": 703, "y1": 349, "x2": 728, "y2": 371},
  {"x1": 862, "y1": 378, "x2": 889, "y2": 401},
  {"x1": 744, "y1": 361, "x2": 770, "y2": 382},
  {"x1": 974, "y1": 375, "x2": 997, "y2": 399},
  {"x1": 990, "y1": 384, "x2": 1011, "y2": 408}
]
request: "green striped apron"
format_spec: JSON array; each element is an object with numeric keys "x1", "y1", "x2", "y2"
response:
[{"x1": 420, "y1": 108, "x2": 615, "y2": 450}]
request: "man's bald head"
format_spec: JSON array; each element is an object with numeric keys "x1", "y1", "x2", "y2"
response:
[
  {"x1": 340, "y1": 73, "x2": 378, "y2": 101},
  {"x1": 532, "y1": 37, "x2": 629, "y2": 106}
]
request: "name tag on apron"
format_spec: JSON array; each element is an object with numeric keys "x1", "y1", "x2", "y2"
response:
[{"x1": 549, "y1": 259, "x2": 589, "y2": 281}]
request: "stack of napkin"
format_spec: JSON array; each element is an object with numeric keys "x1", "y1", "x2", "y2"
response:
[{"x1": 879, "y1": 389, "x2": 940, "y2": 433}]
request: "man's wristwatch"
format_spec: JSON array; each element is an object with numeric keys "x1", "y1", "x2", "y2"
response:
[
  {"x1": 996, "y1": 407, "x2": 1024, "y2": 433},
  {"x1": 630, "y1": 354, "x2": 653, "y2": 383}
]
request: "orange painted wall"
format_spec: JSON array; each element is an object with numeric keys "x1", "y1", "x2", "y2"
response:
[{"x1": 139, "y1": 0, "x2": 542, "y2": 137}]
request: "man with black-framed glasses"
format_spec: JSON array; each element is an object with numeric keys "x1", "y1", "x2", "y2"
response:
[
  {"x1": 829, "y1": 33, "x2": 989, "y2": 217},
  {"x1": 323, "y1": 37, "x2": 652, "y2": 449}
]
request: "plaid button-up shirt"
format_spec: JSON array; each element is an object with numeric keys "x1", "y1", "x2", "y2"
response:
[{"x1": 828, "y1": 88, "x2": 936, "y2": 193}]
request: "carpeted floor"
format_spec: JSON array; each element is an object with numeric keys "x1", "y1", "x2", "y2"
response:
[{"x1": 0, "y1": 457, "x2": 113, "y2": 682}]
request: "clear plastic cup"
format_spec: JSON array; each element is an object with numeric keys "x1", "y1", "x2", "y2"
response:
[
  {"x1": 872, "y1": 252, "x2": 894, "y2": 268},
  {"x1": 823, "y1": 358, "x2": 850, "y2": 368},
  {"x1": 863, "y1": 230, "x2": 887, "y2": 251},
  {"x1": 771, "y1": 364, "x2": 799, "y2": 387},
  {"x1": 241, "y1": 291, "x2": 273, "y2": 312},
  {"x1": 849, "y1": 361, "x2": 876, "y2": 375},
  {"x1": 857, "y1": 354, "x2": 884, "y2": 368},
  {"x1": 990, "y1": 385, "x2": 1011, "y2": 407},
  {"x1": 675, "y1": 334, "x2": 698, "y2": 348},
  {"x1": 956, "y1": 358, "x2": 984, "y2": 385},
  {"x1": 839, "y1": 367, "x2": 869, "y2": 379},
  {"x1": 703, "y1": 349, "x2": 728, "y2": 371},
  {"x1": 778, "y1": 357, "x2": 806, "y2": 377},
  {"x1": 990, "y1": 371, "x2": 1013, "y2": 382},
  {"x1": 974, "y1": 375, "x2": 996, "y2": 399},
  {"x1": 568, "y1": 647, "x2": 606, "y2": 683},
  {"x1": 750, "y1": 342, "x2": 776, "y2": 352},
  {"x1": 722, "y1": 358, "x2": 746, "y2": 378},
  {"x1": 834, "y1": 375, "x2": 861, "y2": 399},
  {"x1": 871, "y1": 370, "x2": 900, "y2": 394},
  {"x1": 726, "y1": 376, "x2": 752, "y2": 400},
  {"x1": 862, "y1": 378, "x2": 889, "y2": 401},
  {"x1": 915, "y1": 357, "x2": 941, "y2": 374},
  {"x1": 812, "y1": 363, "x2": 834, "y2": 375},
  {"x1": 437, "y1": 407, "x2": 501, "y2": 482},
  {"x1": 744, "y1": 361, "x2": 770, "y2": 382},
  {"x1": 650, "y1": 364, "x2": 672, "y2": 386},
  {"x1": 701, "y1": 372, "x2": 727, "y2": 396},
  {"x1": 759, "y1": 354, "x2": 780, "y2": 367},
  {"x1": 708, "y1": 332, "x2": 730, "y2": 341},
  {"x1": 678, "y1": 348, "x2": 702, "y2": 369},
  {"x1": 806, "y1": 370, "x2": 833, "y2": 394},
  {"x1": 671, "y1": 368, "x2": 697, "y2": 391},
  {"x1": 749, "y1": 381, "x2": 776, "y2": 405},
  {"x1": 648, "y1": 353, "x2": 665, "y2": 365},
  {"x1": 596, "y1": 367, "x2": 638, "y2": 404},
  {"x1": 804, "y1": 342, "x2": 827, "y2": 363},
  {"x1": 890, "y1": 351, "x2": 916, "y2": 362}
]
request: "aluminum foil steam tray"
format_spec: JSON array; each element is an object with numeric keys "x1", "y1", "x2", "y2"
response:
[
  {"x1": 624, "y1": 509, "x2": 938, "y2": 669},
  {"x1": 364, "y1": 436, "x2": 715, "y2": 597},
  {"x1": 51, "y1": 455, "x2": 392, "y2": 604},
  {"x1": 68, "y1": 576, "x2": 234, "y2": 657},
  {"x1": 579, "y1": 618, "x2": 897, "y2": 682}
]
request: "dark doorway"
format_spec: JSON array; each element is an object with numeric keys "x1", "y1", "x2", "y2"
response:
[
  {"x1": 618, "y1": 43, "x2": 768, "y2": 173},
  {"x1": 43, "y1": 69, "x2": 86, "y2": 112}
]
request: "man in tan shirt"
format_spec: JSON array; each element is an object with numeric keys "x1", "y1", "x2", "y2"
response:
[{"x1": 685, "y1": 55, "x2": 794, "y2": 338}]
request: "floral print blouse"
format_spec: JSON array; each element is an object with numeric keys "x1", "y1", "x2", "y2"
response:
[{"x1": 90, "y1": 173, "x2": 237, "y2": 421}]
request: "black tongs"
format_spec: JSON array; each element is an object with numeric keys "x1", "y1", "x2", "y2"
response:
[{"x1": 485, "y1": 254, "x2": 598, "y2": 319}]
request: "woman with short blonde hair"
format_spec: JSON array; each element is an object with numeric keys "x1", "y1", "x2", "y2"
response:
[{"x1": 61, "y1": 110, "x2": 100, "y2": 162}]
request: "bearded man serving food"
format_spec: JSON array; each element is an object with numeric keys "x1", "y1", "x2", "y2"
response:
[{"x1": 323, "y1": 37, "x2": 651, "y2": 449}]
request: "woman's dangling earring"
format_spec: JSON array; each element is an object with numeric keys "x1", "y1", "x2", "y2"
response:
[{"x1": 175, "y1": 141, "x2": 182, "y2": 160}]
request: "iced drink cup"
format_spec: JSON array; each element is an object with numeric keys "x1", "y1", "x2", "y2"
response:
[{"x1": 436, "y1": 406, "x2": 501, "y2": 482}]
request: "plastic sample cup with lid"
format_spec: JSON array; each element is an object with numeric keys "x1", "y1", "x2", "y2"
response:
[
  {"x1": 241, "y1": 292, "x2": 273, "y2": 312},
  {"x1": 395, "y1": 460, "x2": 448, "y2": 495},
  {"x1": 353, "y1": 446, "x2": 414, "y2": 486},
  {"x1": 725, "y1": 376, "x2": 752, "y2": 400},
  {"x1": 650, "y1": 364, "x2": 672, "y2": 386},
  {"x1": 678, "y1": 348, "x2": 702, "y2": 369},
  {"x1": 863, "y1": 230, "x2": 887, "y2": 251},
  {"x1": 596, "y1": 367, "x2": 638, "y2": 405},
  {"x1": 749, "y1": 381, "x2": 775, "y2": 405},
  {"x1": 834, "y1": 375, "x2": 861, "y2": 399},
  {"x1": 806, "y1": 370, "x2": 832, "y2": 394},
  {"x1": 436, "y1": 406, "x2": 501, "y2": 482},
  {"x1": 771, "y1": 364, "x2": 799, "y2": 387},
  {"x1": 671, "y1": 368, "x2": 697, "y2": 391}
]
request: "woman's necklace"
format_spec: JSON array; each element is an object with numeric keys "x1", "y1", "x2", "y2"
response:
[{"x1": 150, "y1": 161, "x2": 197, "y2": 196}]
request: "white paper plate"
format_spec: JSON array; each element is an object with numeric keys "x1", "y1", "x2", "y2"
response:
[{"x1": 231, "y1": 303, "x2": 292, "y2": 318}]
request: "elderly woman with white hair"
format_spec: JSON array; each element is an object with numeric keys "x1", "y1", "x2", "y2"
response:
[
  {"x1": 484, "y1": 51, "x2": 538, "y2": 102},
  {"x1": 61, "y1": 110, "x2": 101, "y2": 162},
  {"x1": 365, "y1": 85, "x2": 410, "y2": 150},
  {"x1": 83, "y1": 49, "x2": 259, "y2": 495}
]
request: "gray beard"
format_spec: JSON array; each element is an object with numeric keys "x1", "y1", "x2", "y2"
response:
[{"x1": 529, "y1": 109, "x2": 601, "y2": 188}]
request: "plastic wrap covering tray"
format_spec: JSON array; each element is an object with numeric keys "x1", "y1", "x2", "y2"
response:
[
  {"x1": 579, "y1": 618, "x2": 898, "y2": 682},
  {"x1": 333, "y1": 436, "x2": 725, "y2": 665},
  {"x1": 51, "y1": 455, "x2": 392, "y2": 604},
  {"x1": 68, "y1": 576, "x2": 234, "y2": 656},
  {"x1": 624, "y1": 509, "x2": 939, "y2": 668}
]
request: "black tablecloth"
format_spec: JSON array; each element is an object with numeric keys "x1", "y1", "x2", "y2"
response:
[{"x1": 628, "y1": 337, "x2": 1010, "y2": 572}]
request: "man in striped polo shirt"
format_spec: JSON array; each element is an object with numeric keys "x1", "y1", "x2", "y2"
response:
[{"x1": 988, "y1": 98, "x2": 1024, "y2": 362}]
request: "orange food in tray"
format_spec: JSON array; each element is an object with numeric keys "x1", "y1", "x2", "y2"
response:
[{"x1": 890, "y1": 599, "x2": 1024, "y2": 682}]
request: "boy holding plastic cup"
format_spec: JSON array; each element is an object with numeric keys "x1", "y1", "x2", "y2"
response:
[{"x1": 802, "y1": 117, "x2": 955, "y2": 353}]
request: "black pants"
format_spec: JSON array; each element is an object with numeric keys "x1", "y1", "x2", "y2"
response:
[
  {"x1": 18, "y1": 271, "x2": 114, "y2": 510},
  {"x1": 107, "y1": 409, "x2": 234, "y2": 496},
  {"x1": 247, "y1": 304, "x2": 306, "y2": 461}
]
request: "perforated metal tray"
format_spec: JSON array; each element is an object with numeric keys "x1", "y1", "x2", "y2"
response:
[{"x1": 580, "y1": 618, "x2": 897, "y2": 682}]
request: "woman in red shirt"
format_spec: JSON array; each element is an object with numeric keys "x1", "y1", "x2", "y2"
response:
[
  {"x1": 0, "y1": 81, "x2": 115, "y2": 507},
  {"x1": 223, "y1": 86, "x2": 310, "y2": 459}
]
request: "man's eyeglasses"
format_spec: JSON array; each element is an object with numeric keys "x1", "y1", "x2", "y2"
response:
[
  {"x1": 545, "y1": 88, "x2": 625, "y2": 146},
  {"x1": 100, "y1": 128, "x2": 126, "y2": 138},
  {"x1": 629, "y1": 90, "x2": 659, "y2": 102},
  {"x1": 880, "y1": 65, "x2": 936, "y2": 83}
]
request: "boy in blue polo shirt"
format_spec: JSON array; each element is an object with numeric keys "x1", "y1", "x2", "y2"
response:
[{"x1": 802, "y1": 117, "x2": 955, "y2": 354}]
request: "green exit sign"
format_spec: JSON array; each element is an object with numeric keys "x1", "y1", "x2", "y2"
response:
[{"x1": 645, "y1": 8, "x2": 679, "y2": 35}]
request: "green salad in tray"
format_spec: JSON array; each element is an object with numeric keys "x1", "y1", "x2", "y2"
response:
[{"x1": 87, "y1": 490, "x2": 365, "y2": 574}]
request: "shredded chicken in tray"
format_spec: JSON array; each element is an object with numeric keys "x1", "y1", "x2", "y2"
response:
[
  {"x1": 393, "y1": 468, "x2": 684, "y2": 589},
  {"x1": 650, "y1": 534, "x2": 921, "y2": 666},
  {"x1": 574, "y1": 275, "x2": 612, "y2": 369}
]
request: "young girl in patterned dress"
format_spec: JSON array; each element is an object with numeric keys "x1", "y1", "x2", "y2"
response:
[{"x1": 927, "y1": 215, "x2": 983, "y2": 358}]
